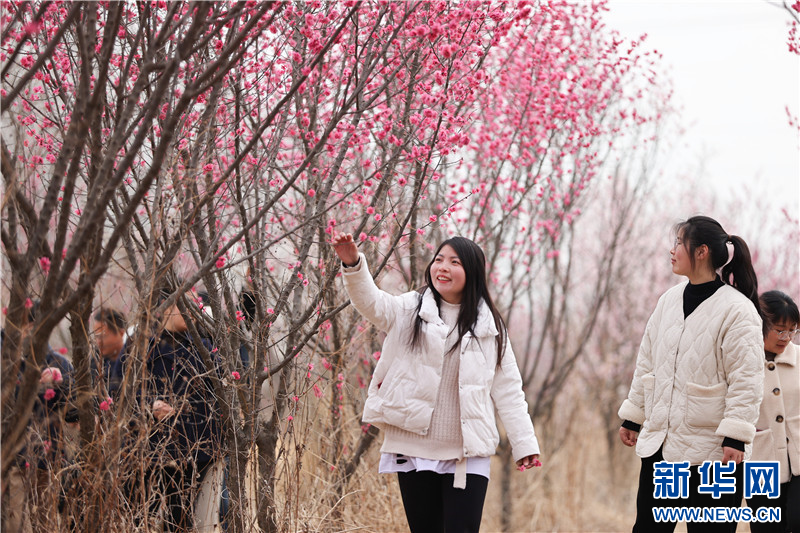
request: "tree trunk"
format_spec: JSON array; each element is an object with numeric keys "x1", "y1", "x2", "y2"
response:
[{"x1": 498, "y1": 437, "x2": 514, "y2": 532}]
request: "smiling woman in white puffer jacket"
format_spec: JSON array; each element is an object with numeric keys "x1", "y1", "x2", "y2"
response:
[
  {"x1": 618, "y1": 215, "x2": 764, "y2": 533},
  {"x1": 332, "y1": 233, "x2": 540, "y2": 533}
]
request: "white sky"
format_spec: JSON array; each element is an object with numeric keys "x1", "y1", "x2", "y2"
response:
[{"x1": 604, "y1": 0, "x2": 800, "y2": 208}]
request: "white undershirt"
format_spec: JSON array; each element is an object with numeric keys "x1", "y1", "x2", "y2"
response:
[{"x1": 379, "y1": 453, "x2": 492, "y2": 479}]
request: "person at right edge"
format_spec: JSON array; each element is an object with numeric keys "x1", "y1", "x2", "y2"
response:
[
  {"x1": 618, "y1": 215, "x2": 764, "y2": 533},
  {"x1": 746, "y1": 290, "x2": 799, "y2": 533}
]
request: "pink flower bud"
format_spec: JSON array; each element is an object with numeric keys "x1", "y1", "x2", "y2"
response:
[
  {"x1": 41, "y1": 367, "x2": 63, "y2": 384},
  {"x1": 99, "y1": 400, "x2": 110, "y2": 411},
  {"x1": 231, "y1": 371, "x2": 241, "y2": 380},
  {"x1": 43, "y1": 388, "x2": 56, "y2": 401}
]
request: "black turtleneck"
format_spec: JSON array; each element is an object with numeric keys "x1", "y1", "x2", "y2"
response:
[{"x1": 683, "y1": 278, "x2": 724, "y2": 318}]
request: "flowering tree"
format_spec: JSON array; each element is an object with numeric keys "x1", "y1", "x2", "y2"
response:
[
  {"x1": 422, "y1": 5, "x2": 669, "y2": 527},
  {"x1": 784, "y1": 1, "x2": 800, "y2": 134}
]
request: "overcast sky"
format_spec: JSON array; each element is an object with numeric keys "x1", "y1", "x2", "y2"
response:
[{"x1": 603, "y1": 0, "x2": 799, "y2": 206}]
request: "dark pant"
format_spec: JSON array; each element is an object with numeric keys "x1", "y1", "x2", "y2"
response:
[
  {"x1": 159, "y1": 460, "x2": 212, "y2": 533},
  {"x1": 634, "y1": 449, "x2": 744, "y2": 533},
  {"x1": 396, "y1": 471, "x2": 488, "y2": 533},
  {"x1": 747, "y1": 474, "x2": 800, "y2": 533}
]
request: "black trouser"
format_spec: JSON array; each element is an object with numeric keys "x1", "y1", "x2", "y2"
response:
[
  {"x1": 634, "y1": 448, "x2": 744, "y2": 533},
  {"x1": 159, "y1": 459, "x2": 212, "y2": 533},
  {"x1": 747, "y1": 474, "x2": 800, "y2": 533},
  {"x1": 396, "y1": 471, "x2": 489, "y2": 533}
]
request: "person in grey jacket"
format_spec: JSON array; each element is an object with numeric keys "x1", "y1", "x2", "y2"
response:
[
  {"x1": 619, "y1": 215, "x2": 764, "y2": 533},
  {"x1": 332, "y1": 233, "x2": 540, "y2": 533},
  {"x1": 746, "y1": 290, "x2": 799, "y2": 533}
]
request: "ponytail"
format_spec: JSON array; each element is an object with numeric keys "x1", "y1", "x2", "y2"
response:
[{"x1": 721, "y1": 235, "x2": 759, "y2": 312}]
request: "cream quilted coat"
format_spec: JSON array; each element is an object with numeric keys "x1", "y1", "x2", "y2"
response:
[
  {"x1": 750, "y1": 342, "x2": 799, "y2": 483},
  {"x1": 618, "y1": 281, "x2": 764, "y2": 464},
  {"x1": 342, "y1": 254, "x2": 540, "y2": 463}
]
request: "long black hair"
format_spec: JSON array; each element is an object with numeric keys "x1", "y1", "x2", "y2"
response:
[
  {"x1": 675, "y1": 215, "x2": 760, "y2": 312},
  {"x1": 409, "y1": 237, "x2": 508, "y2": 364},
  {"x1": 758, "y1": 290, "x2": 799, "y2": 338}
]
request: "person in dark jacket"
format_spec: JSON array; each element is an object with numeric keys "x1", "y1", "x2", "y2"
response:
[
  {"x1": 2, "y1": 301, "x2": 76, "y2": 532},
  {"x1": 144, "y1": 288, "x2": 222, "y2": 532},
  {"x1": 91, "y1": 307, "x2": 128, "y2": 402}
]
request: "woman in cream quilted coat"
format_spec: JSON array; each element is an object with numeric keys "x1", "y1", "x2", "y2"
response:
[
  {"x1": 618, "y1": 215, "x2": 764, "y2": 533},
  {"x1": 746, "y1": 291, "x2": 799, "y2": 533}
]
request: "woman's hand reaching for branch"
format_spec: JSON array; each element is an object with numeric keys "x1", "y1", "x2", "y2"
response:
[{"x1": 332, "y1": 232, "x2": 359, "y2": 267}]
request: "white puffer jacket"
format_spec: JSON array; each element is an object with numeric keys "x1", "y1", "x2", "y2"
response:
[
  {"x1": 750, "y1": 342, "x2": 799, "y2": 483},
  {"x1": 619, "y1": 281, "x2": 764, "y2": 464},
  {"x1": 342, "y1": 254, "x2": 540, "y2": 463}
]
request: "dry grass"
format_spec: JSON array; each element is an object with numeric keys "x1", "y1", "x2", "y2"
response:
[
  {"x1": 271, "y1": 397, "x2": 644, "y2": 533},
  {"x1": 275, "y1": 397, "x2": 758, "y2": 533},
  {"x1": 35, "y1": 380, "x2": 760, "y2": 532}
]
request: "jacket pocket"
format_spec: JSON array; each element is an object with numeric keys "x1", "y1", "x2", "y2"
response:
[
  {"x1": 379, "y1": 376, "x2": 413, "y2": 411},
  {"x1": 750, "y1": 429, "x2": 776, "y2": 462},
  {"x1": 685, "y1": 381, "x2": 727, "y2": 429},
  {"x1": 641, "y1": 373, "x2": 655, "y2": 420}
]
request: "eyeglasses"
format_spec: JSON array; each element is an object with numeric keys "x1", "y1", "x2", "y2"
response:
[{"x1": 772, "y1": 328, "x2": 799, "y2": 341}]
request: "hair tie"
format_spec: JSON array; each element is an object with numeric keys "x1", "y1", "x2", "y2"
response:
[{"x1": 715, "y1": 241, "x2": 734, "y2": 279}]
